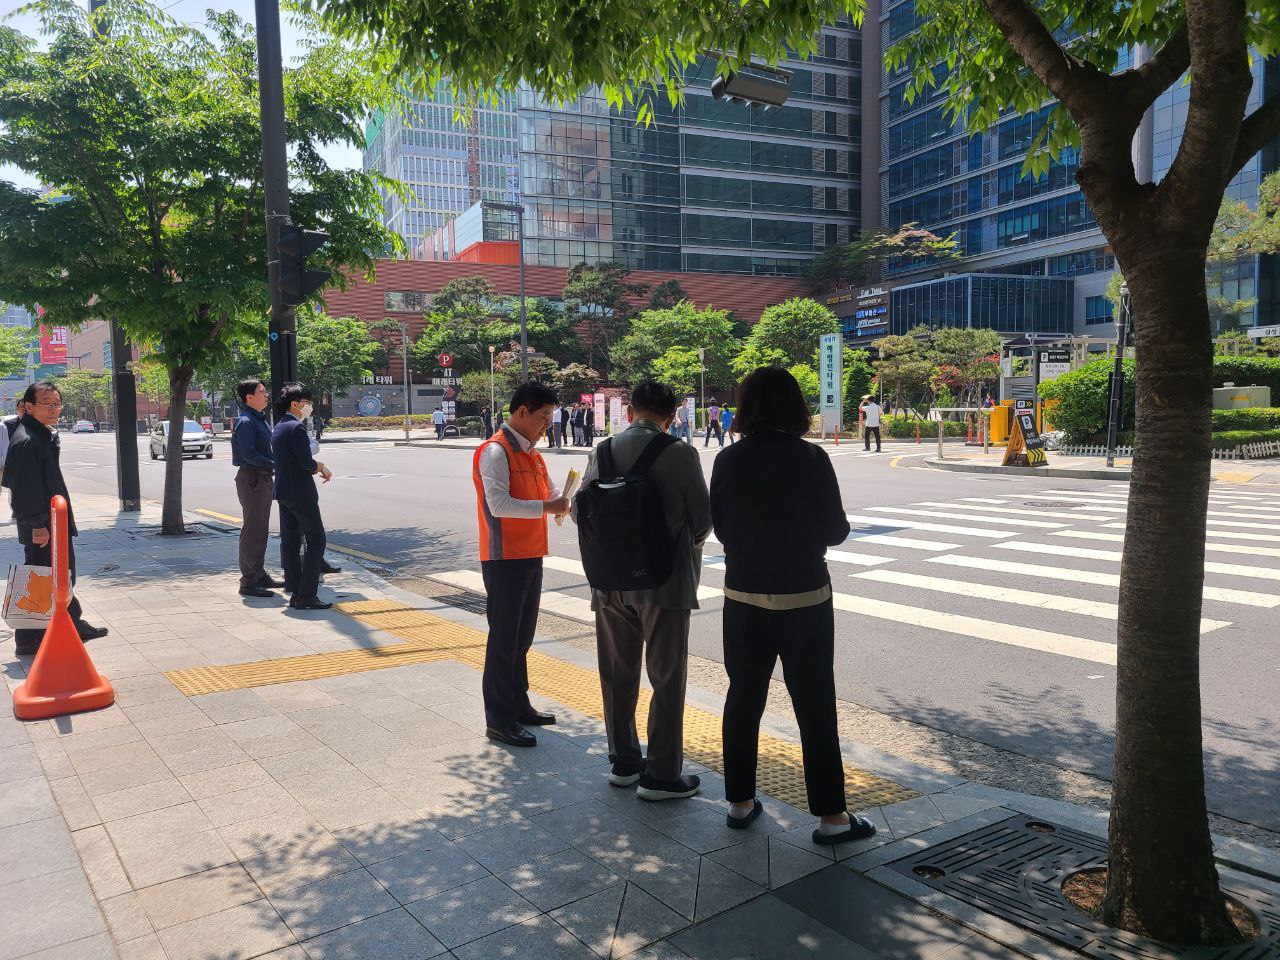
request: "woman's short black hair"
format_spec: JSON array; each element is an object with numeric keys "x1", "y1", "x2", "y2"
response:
[
  {"x1": 733, "y1": 366, "x2": 812, "y2": 437},
  {"x1": 509, "y1": 381, "x2": 559, "y2": 415},
  {"x1": 629, "y1": 380, "x2": 678, "y2": 418}
]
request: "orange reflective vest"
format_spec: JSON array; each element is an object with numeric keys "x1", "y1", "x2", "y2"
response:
[{"x1": 473, "y1": 427, "x2": 551, "y2": 562}]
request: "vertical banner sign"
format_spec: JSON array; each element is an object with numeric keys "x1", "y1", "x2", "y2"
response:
[
  {"x1": 684, "y1": 396, "x2": 696, "y2": 432},
  {"x1": 593, "y1": 393, "x2": 607, "y2": 435},
  {"x1": 609, "y1": 396, "x2": 623, "y2": 435},
  {"x1": 819, "y1": 333, "x2": 843, "y2": 434},
  {"x1": 39, "y1": 325, "x2": 69, "y2": 366}
]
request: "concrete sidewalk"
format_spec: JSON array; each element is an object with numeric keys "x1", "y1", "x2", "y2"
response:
[
  {"x1": 925, "y1": 448, "x2": 1280, "y2": 484},
  {"x1": 3, "y1": 499, "x2": 1277, "y2": 960}
]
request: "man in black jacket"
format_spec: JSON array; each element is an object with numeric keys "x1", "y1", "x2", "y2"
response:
[
  {"x1": 271, "y1": 383, "x2": 333, "y2": 610},
  {"x1": 3, "y1": 382, "x2": 108, "y2": 655}
]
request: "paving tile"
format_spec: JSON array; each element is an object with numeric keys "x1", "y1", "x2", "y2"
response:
[
  {"x1": 298, "y1": 787, "x2": 416, "y2": 832},
  {"x1": 162, "y1": 741, "x2": 252, "y2": 778},
  {"x1": 456, "y1": 819, "x2": 571, "y2": 873},
  {"x1": 92, "y1": 778, "x2": 193, "y2": 823},
  {"x1": 242, "y1": 834, "x2": 362, "y2": 897},
  {"x1": 367, "y1": 844, "x2": 489, "y2": 905},
  {"x1": 134, "y1": 711, "x2": 215, "y2": 739},
  {"x1": 101, "y1": 891, "x2": 156, "y2": 943},
  {"x1": 116, "y1": 933, "x2": 167, "y2": 960},
  {"x1": 624, "y1": 945, "x2": 694, "y2": 960},
  {"x1": 933, "y1": 937, "x2": 1029, "y2": 960},
  {"x1": 219, "y1": 807, "x2": 330, "y2": 860},
  {"x1": 79, "y1": 757, "x2": 174, "y2": 798},
  {"x1": 240, "y1": 728, "x2": 326, "y2": 760},
  {"x1": 879, "y1": 796, "x2": 948, "y2": 838},
  {"x1": 179, "y1": 760, "x2": 278, "y2": 801},
  {"x1": 644, "y1": 805, "x2": 761, "y2": 856},
  {"x1": 0, "y1": 866, "x2": 109, "y2": 960},
  {"x1": 774, "y1": 868, "x2": 970, "y2": 960},
  {"x1": 693, "y1": 859, "x2": 766, "y2": 923},
  {"x1": 767, "y1": 836, "x2": 833, "y2": 888},
  {"x1": 0, "y1": 816, "x2": 80, "y2": 884},
  {"x1": 135, "y1": 863, "x2": 265, "y2": 930},
  {"x1": 0, "y1": 775, "x2": 57, "y2": 828},
  {"x1": 333, "y1": 815, "x2": 449, "y2": 866},
  {"x1": 116, "y1": 828, "x2": 238, "y2": 888},
  {"x1": 82, "y1": 843, "x2": 134, "y2": 900},
  {"x1": 281, "y1": 766, "x2": 381, "y2": 806},
  {"x1": 407, "y1": 875, "x2": 540, "y2": 949},
  {"x1": 191, "y1": 689, "x2": 280, "y2": 725},
  {"x1": 218, "y1": 715, "x2": 304, "y2": 743},
  {"x1": 299, "y1": 907, "x2": 448, "y2": 959},
  {"x1": 17, "y1": 932, "x2": 120, "y2": 959},
  {"x1": 258, "y1": 747, "x2": 352, "y2": 782},
  {"x1": 497, "y1": 848, "x2": 620, "y2": 914},
  {"x1": 670, "y1": 894, "x2": 876, "y2": 960},
  {"x1": 705, "y1": 837, "x2": 769, "y2": 888},
  {"x1": 0, "y1": 743, "x2": 42, "y2": 784},
  {"x1": 64, "y1": 735, "x2": 155, "y2": 775},
  {"x1": 928, "y1": 792, "x2": 1007, "y2": 824},
  {"x1": 270, "y1": 866, "x2": 399, "y2": 940},
  {"x1": 49, "y1": 775, "x2": 101, "y2": 830},
  {"x1": 157, "y1": 899, "x2": 296, "y2": 960},
  {"x1": 451, "y1": 914, "x2": 601, "y2": 959},
  {"x1": 104, "y1": 801, "x2": 213, "y2": 849},
  {"x1": 549, "y1": 882, "x2": 624, "y2": 958},
  {"x1": 625, "y1": 855, "x2": 699, "y2": 920},
  {"x1": 532, "y1": 802, "x2": 698, "y2": 878},
  {"x1": 196, "y1": 782, "x2": 303, "y2": 828},
  {"x1": 611, "y1": 883, "x2": 691, "y2": 959}
]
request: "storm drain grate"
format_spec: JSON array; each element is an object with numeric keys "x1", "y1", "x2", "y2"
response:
[
  {"x1": 1023, "y1": 501, "x2": 1092, "y2": 509},
  {"x1": 890, "y1": 816, "x2": 1280, "y2": 959},
  {"x1": 128, "y1": 522, "x2": 236, "y2": 540},
  {"x1": 433, "y1": 590, "x2": 489, "y2": 616}
]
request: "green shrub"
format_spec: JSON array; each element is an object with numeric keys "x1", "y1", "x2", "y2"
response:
[
  {"x1": 1212, "y1": 356, "x2": 1280, "y2": 395},
  {"x1": 882, "y1": 417, "x2": 966, "y2": 438},
  {"x1": 327, "y1": 415, "x2": 435, "y2": 430},
  {"x1": 1211, "y1": 428, "x2": 1280, "y2": 450},
  {"x1": 1210, "y1": 407, "x2": 1280, "y2": 431},
  {"x1": 1037, "y1": 357, "x2": 1136, "y2": 442}
]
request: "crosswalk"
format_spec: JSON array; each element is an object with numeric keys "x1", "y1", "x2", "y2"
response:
[{"x1": 428, "y1": 480, "x2": 1280, "y2": 669}]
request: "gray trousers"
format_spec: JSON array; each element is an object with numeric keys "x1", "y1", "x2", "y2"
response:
[
  {"x1": 235, "y1": 467, "x2": 273, "y2": 589},
  {"x1": 595, "y1": 597, "x2": 690, "y2": 782}
]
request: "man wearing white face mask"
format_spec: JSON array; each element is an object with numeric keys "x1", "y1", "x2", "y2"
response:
[{"x1": 271, "y1": 382, "x2": 333, "y2": 610}]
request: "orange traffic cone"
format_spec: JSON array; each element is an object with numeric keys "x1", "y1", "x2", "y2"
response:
[{"x1": 13, "y1": 496, "x2": 113, "y2": 721}]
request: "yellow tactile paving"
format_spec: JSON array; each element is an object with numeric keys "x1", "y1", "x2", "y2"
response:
[
  {"x1": 166, "y1": 598, "x2": 917, "y2": 810},
  {"x1": 1216, "y1": 472, "x2": 1262, "y2": 484}
]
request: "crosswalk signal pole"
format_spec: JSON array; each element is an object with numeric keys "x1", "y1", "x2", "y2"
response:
[{"x1": 1105, "y1": 284, "x2": 1131, "y2": 468}]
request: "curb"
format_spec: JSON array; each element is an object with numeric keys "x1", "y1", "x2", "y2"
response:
[
  {"x1": 924, "y1": 456, "x2": 1132, "y2": 480},
  {"x1": 394, "y1": 439, "x2": 595, "y2": 456}
]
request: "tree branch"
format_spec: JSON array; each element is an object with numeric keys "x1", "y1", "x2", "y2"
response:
[
  {"x1": 1111, "y1": 25, "x2": 1189, "y2": 117},
  {"x1": 978, "y1": 0, "x2": 1108, "y2": 113},
  {"x1": 1231, "y1": 93, "x2": 1280, "y2": 178}
]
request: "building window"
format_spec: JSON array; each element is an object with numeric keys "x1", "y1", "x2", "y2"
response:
[{"x1": 1084, "y1": 295, "x2": 1112, "y2": 325}]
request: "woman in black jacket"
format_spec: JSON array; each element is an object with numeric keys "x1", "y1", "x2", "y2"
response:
[{"x1": 710, "y1": 367, "x2": 876, "y2": 845}]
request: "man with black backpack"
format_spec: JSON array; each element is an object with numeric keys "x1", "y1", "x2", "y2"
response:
[{"x1": 572, "y1": 380, "x2": 711, "y2": 801}]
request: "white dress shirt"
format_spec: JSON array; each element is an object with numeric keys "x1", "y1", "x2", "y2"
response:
[
  {"x1": 861, "y1": 402, "x2": 883, "y2": 427},
  {"x1": 479, "y1": 425, "x2": 562, "y2": 519}
]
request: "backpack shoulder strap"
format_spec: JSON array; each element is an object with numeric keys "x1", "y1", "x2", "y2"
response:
[
  {"x1": 629, "y1": 432, "x2": 679, "y2": 476},
  {"x1": 596, "y1": 437, "x2": 616, "y2": 478}
]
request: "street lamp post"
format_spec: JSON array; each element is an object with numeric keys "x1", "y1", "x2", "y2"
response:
[
  {"x1": 401, "y1": 320, "x2": 412, "y2": 442},
  {"x1": 489, "y1": 345, "x2": 496, "y2": 431},
  {"x1": 697, "y1": 347, "x2": 706, "y2": 436},
  {"x1": 1105, "y1": 283, "x2": 1132, "y2": 468},
  {"x1": 481, "y1": 201, "x2": 527, "y2": 381}
]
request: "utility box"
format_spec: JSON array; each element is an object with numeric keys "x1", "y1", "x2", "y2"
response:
[{"x1": 1213, "y1": 385, "x2": 1271, "y2": 409}]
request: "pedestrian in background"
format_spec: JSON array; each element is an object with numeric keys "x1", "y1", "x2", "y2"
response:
[
  {"x1": 704, "y1": 401, "x2": 723, "y2": 447},
  {"x1": 720, "y1": 404, "x2": 735, "y2": 445},
  {"x1": 473, "y1": 381, "x2": 568, "y2": 747},
  {"x1": 548, "y1": 402, "x2": 561, "y2": 448},
  {"x1": 272, "y1": 383, "x2": 333, "y2": 611},
  {"x1": 573, "y1": 380, "x2": 711, "y2": 800},
  {"x1": 3, "y1": 381, "x2": 108, "y2": 655},
  {"x1": 710, "y1": 367, "x2": 876, "y2": 845},
  {"x1": 482, "y1": 406, "x2": 494, "y2": 440},
  {"x1": 232, "y1": 380, "x2": 284, "y2": 599},
  {"x1": 860, "y1": 394, "x2": 882, "y2": 452},
  {"x1": 0, "y1": 396, "x2": 28, "y2": 483},
  {"x1": 584, "y1": 402, "x2": 596, "y2": 447},
  {"x1": 558, "y1": 403, "x2": 569, "y2": 447},
  {"x1": 432, "y1": 406, "x2": 446, "y2": 441}
]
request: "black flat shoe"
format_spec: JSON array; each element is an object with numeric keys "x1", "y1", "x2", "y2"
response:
[
  {"x1": 637, "y1": 773, "x2": 700, "y2": 802},
  {"x1": 517, "y1": 709, "x2": 556, "y2": 726},
  {"x1": 240, "y1": 586, "x2": 276, "y2": 599},
  {"x1": 486, "y1": 725, "x2": 536, "y2": 748},
  {"x1": 259, "y1": 574, "x2": 285, "y2": 588},
  {"x1": 75, "y1": 624, "x2": 109, "y2": 642},
  {"x1": 726, "y1": 799, "x2": 763, "y2": 830},
  {"x1": 14, "y1": 644, "x2": 38, "y2": 657},
  {"x1": 289, "y1": 597, "x2": 332, "y2": 611},
  {"x1": 320, "y1": 560, "x2": 342, "y2": 574},
  {"x1": 812, "y1": 814, "x2": 877, "y2": 846}
]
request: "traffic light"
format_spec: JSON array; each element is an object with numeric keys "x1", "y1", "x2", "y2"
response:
[{"x1": 277, "y1": 222, "x2": 330, "y2": 305}]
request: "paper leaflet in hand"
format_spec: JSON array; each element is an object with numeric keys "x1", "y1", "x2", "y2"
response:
[{"x1": 554, "y1": 468, "x2": 581, "y2": 526}]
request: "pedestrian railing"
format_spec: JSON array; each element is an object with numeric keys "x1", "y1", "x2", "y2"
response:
[{"x1": 1060, "y1": 442, "x2": 1280, "y2": 460}]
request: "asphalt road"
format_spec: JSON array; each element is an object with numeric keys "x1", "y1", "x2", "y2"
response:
[{"x1": 52, "y1": 430, "x2": 1280, "y2": 835}]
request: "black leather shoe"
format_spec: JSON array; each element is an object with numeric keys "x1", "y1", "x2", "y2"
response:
[
  {"x1": 14, "y1": 643, "x2": 38, "y2": 657},
  {"x1": 486, "y1": 725, "x2": 536, "y2": 748},
  {"x1": 517, "y1": 709, "x2": 557, "y2": 726},
  {"x1": 240, "y1": 586, "x2": 276, "y2": 599},
  {"x1": 320, "y1": 560, "x2": 342, "y2": 574},
  {"x1": 289, "y1": 596, "x2": 333, "y2": 610},
  {"x1": 75, "y1": 623, "x2": 109, "y2": 642},
  {"x1": 259, "y1": 574, "x2": 285, "y2": 588}
]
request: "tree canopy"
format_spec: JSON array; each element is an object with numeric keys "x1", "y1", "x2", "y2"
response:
[
  {"x1": 733, "y1": 298, "x2": 839, "y2": 375},
  {"x1": 612, "y1": 302, "x2": 739, "y2": 391},
  {"x1": 0, "y1": 322, "x2": 31, "y2": 380},
  {"x1": 802, "y1": 224, "x2": 960, "y2": 293}
]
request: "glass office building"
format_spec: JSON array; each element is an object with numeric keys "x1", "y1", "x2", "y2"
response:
[{"x1": 364, "y1": 84, "x2": 519, "y2": 260}]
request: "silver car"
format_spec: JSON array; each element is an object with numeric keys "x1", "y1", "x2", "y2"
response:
[{"x1": 149, "y1": 420, "x2": 213, "y2": 460}]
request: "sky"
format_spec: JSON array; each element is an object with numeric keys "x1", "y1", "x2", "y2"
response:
[{"x1": 0, "y1": 0, "x2": 365, "y2": 190}]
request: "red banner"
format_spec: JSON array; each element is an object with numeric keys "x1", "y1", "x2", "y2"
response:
[{"x1": 39, "y1": 324, "x2": 69, "y2": 366}]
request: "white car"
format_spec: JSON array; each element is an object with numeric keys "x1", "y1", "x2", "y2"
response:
[
  {"x1": 149, "y1": 420, "x2": 213, "y2": 460},
  {"x1": 72, "y1": 420, "x2": 96, "y2": 433}
]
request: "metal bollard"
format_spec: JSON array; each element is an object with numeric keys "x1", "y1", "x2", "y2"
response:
[{"x1": 937, "y1": 421, "x2": 945, "y2": 459}]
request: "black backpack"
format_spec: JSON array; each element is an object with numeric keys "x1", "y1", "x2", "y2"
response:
[{"x1": 576, "y1": 433, "x2": 679, "y2": 591}]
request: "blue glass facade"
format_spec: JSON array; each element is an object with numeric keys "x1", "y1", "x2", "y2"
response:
[{"x1": 840, "y1": 274, "x2": 1072, "y2": 339}]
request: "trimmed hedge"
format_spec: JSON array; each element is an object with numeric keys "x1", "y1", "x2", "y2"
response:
[
  {"x1": 883, "y1": 417, "x2": 967, "y2": 438},
  {"x1": 328, "y1": 415, "x2": 435, "y2": 430},
  {"x1": 1211, "y1": 407, "x2": 1280, "y2": 431},
  {"x1": 1212, "y1": 428, "x2": 1280, "y2": 450},
  {"x1": 1213, "y1": 356, "x2": 1280, "y2": 395}
]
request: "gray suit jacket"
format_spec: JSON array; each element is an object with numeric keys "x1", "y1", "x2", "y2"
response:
[{"x1": 573, "y1": 418, "x2": 712, "y2": 610}]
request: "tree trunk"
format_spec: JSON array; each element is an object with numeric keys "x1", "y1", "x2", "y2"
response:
[
  {"x1": 160, "y1": 364, "x2": 195, "y2": 536},
  {"x1": 1100, "y1": 247, "x2": 1239, "y2": 944}
]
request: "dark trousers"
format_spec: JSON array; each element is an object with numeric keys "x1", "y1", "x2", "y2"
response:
[
  {"x1": 16, "y1": 539, "x2": 86, "y2": 647},
  {"x1": 863, "y1": 425, "x2": 881, "y2": 451},
  {"x1": 278, "y1": 499, "x2": 325, "y2": 599},
  {"x1": 595, "y1": 598, "x2": 690, "y2": 781},
  {"x1": 235, "y1": 467, "x2": 273, "y2": 589},
  {"x1": 722, "y1": 596, "x2": 845, "y2": 816},
  {"x1": 559, "y1": 419, "x2": 569, "y2": 446},
  {"x1": 435, "y1": 423, "x2": 445, "y2": 440},
  {"x1": 481, "y1": 558, "x2": 542, "y2": 728},
  {"x1": 704, "y1": 422, "x2": 723, "y2": 447}
]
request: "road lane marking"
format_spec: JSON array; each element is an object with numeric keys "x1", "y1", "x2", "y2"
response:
[
  {"x1": 925, "y1": 554, "x2": 1279, "y2": 608},
  {"x1": 432, "y1": 568, "x2": 595, "y2": 620},
  {"x1": 1055, "y1": 529, "x2": 1280, "y2": 559},
  {"x1": 996, "y1": 540, "x2": 1280, "y2": 580},
  {"x1": 849, "y1": 534, "x2": 960, "y2": 551},
  {"x1": 866, "y1": 506, "x2": 1065, "y2": 529},
  {"x1": 543, "y1": 555, "x2": 722, "y2": 601},
  {"x1": 194, "y1": 509, "x2": 395, "y2": 564},
  {"x1": 827, "y1": 594, "x2": 1117, "y2": 665},
  {"x1": 1205, "y1": 517, "x2": 1280, "y2": 530},
  {"x1": 914, "y1": 501, "x2": 1112, "y2": 522},
  {"x1": 1078, "y1": 504, "x2": 1280, "y2": 523},
  {"x1": 845, "y1": 514, "x2": 1017, "y2": 539},
  {"x1": 195, "y1": 508, "x2": 242, "y2": 524},
  {"x1": 957, "y1": 498, "x2": 1008, "y2": 504}
]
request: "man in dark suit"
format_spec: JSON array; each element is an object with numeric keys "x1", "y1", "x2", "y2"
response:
[
  {"x1": 3, "y1": 381, "x2": 108, "y2": 655},
  {"x1": 271, "y1": 383, "x2": 333, "y2": 611}
]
